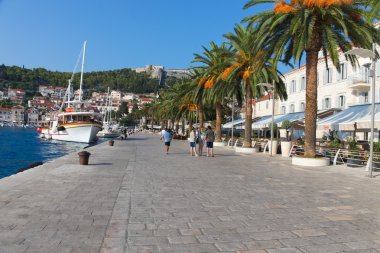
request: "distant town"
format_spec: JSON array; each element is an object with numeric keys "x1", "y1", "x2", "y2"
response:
[{"x1": 0, "y1": 65, "x2": 190, "y2": 127}]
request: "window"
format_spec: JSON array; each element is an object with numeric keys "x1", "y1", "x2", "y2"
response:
[
  {"x1": 324, "y1": 68, "x2": 333, "y2": 84},
  {"x1": 290, "y1": 104, "x2": 295, "y2": 113},
  {"x1": 362, "y1": 64, "x2": 371, "y2": 83},
  {"x1": 364, "y1": 132, "x2": 369, "y2": 141},
  {"x1": 290, "y1": 80, "x2": 297, "y2": 93},
  {"x1": 337, "y1": 63, "x2": 347, "y2": 80},
  {"x1": 360, "y1": 92, "x2": 369, "y2": 103},
  {"x1": 300, "y1": 102, "x2": 305, "y2": 111},
  {"x1": 317, "y1": 72, "x2": 319, "y2": 86},
  {"x1": 300, "y1": 76, "x2": 306, "y2": 91},
  {"x1": 337, "y1": 95, "x2": 346, "y2": 108},
  {"x1": 281, "y1": 106, "x2": 286, "y2": 114},
  {"x1": 323, "y1": 97, "x2": 331, "y2": 109}
]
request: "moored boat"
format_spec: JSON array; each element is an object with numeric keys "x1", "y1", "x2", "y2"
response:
[{"x1": 37, "y1": 41, "x2": 103, "y2": 143}]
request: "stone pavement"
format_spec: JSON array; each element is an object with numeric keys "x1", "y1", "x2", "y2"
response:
[{"x1": 0, "y1": 132, "x2": 380, "y2": 253}]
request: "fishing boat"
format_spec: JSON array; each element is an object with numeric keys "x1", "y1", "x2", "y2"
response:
[{"x1": 37, "y1": 41, "x2": 102, "y2": 143}]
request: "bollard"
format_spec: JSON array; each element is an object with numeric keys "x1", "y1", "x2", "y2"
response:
[
  {"x1": 108, "y1": 140, "x2": 114, "y2": 146},
  {"x1": 78, "y1": 151, "x2": 91, "y2": 165}
]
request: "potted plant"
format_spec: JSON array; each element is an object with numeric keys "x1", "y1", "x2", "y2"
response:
[
  {"x1": 372, "y1": 142, "x2": 380, "y2": 169},
  {"x1": 280, "y1": 120, "x2": 293, "y2": 157},
  {"x1": 325, "y1": 137, "x2": 342, "y2": 163},
  {"x1": 345, "y1": 137, "x2": 363, "y2": 167}
]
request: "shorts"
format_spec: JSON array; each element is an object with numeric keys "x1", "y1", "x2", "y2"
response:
[
  {"x1": 164, "y1": 142, "x2": 171, "y2": 146},
  {"x1": 206, "y1": 142, "x2": 213, "y2": 148},
  {"x1": 190, "y1": 142, "x2": 196, "y2": 148}
]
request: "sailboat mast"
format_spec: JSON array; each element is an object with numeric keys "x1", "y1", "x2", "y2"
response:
[
  {"x1": 104, "y1": 87, "x2": 110, "y2": 123},
  {"x1": 79, "y1": 41, "x2": 87, "y2": 102},
  {"x1": 108, "y1": 95, "x2": 112, "y2": 123}
]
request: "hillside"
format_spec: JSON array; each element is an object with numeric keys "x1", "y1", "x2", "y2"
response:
[{"x1": 0, "y1": 65, "x2": 178, "y2": 96}]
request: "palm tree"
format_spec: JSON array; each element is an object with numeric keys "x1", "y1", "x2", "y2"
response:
[
  {"x1": 243, "y1": 0, "x2": 380, "y2": 157},
  {"x1": 192, "y1": 42, "x2": 238, "y2": 143},
  {"x1": 367, "y1": 0, "x2": 380, "y2": 21},
  {"x1": 222, "y1": 25, "x2": 287, "y2": 148},
  {"x1": 158, "y1": 79, "x2": 198, "y2": 135}
]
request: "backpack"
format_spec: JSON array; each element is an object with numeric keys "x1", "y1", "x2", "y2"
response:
[{"x1": 195, "y1": 135, "x2": 199, "y2": 144}]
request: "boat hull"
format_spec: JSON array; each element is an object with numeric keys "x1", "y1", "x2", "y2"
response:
[{"x1": 51, "y1": 123, "x2": 102, "y2": 143}]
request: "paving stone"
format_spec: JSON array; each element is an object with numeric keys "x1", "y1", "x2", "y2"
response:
[
  {"x1": 243, "y1": 240, "x2": 284, "y2": 250},
  {"x1": 291, "y1": 228, "x2": 327, "y2": 237},
  {"x1": 266, "y1": 248, "x2": 303, "y2": 253},
  {"x1": 178, "y1": 228, "x2": 202, "y2": 236},
  {"x1": 298, "y1": 243, "x2": 353, "y2": 252},
  {"x1": 215, "y1": 242, "x2": 248, "y2": 251}
]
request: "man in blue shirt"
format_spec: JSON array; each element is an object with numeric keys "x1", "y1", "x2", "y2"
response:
[{"x1": 162, "y1": 128, "x2": 173, "y2": 154}]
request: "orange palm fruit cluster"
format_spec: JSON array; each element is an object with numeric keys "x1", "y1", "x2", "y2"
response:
[
  {"x1": 204, "y1": 77, "x2": 215, "y2": 88},
  {"x1": 222, "y1": 65, "x2": 235, "y2": 80},
  {"x1": 275, "y1": 0, "x2": 353, "y2": 13},
  {"x1": 274, "y1": 0, "x2": 296, "y2": 13},
  {"x1": 242, "y1": 69, "x2": 251, "y2": 79},
  {"x1": 198, "y1": 77, "x2": 207, "y2": 85}
]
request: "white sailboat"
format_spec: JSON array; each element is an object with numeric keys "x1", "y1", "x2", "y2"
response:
[
  {"x1": 97, "y1": 87, "x2": 120, "y2": 138},
  {"x1": 38, "y1": 41, "x2": 103, "y2": 143}
]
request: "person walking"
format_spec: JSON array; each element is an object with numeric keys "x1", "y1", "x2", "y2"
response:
[
  {"x1": 198, "y1": 127, "x2": 206, "y2": 156},
  {"x1": 162, "y1": 128, "x2": 173, "y2": 154},
  {"x1": 205, "y1": 126, "x2": 215, "y2": 157},
  {"x1": 160, "y1": 128, "x2": 166, "y2": 141},
  {"x1": 189, "y1": 127, "x2": 198, "y2": 156}
]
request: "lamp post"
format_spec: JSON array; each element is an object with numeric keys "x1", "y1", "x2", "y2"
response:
[
  {"x1": 231, "y1": 94, "x2": 235, "y2": 148},
  {"x1": 258, "y1": 81, "x2": 275, "y2": 156},
  {"x1": 346, "y1": 44, "x2": 377, "y2": 177}
]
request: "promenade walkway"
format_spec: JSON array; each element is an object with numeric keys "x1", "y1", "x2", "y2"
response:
[{"x1": 0, "y1": 132, "x2": 380, "y2": 253}]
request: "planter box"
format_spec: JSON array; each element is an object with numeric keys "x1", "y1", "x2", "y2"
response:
[
  {"x1": 214, "y1": 142, "x2": 227, "y2": 147},
  {"x1": 347, "y1": 158, "x2": 364, "y2": 168},
  {"x1": 280, "y1": 141, "x2": 292, "y2": 157},
  {"x1": 292, "y1": 156, "x2": 330, "y2": 167},
  {"x1": 235, "y1": 147, "x2": 257, "y2": 154},
  {"x1": 268, "y1": 140, "x2": 278, "y2": 155}
]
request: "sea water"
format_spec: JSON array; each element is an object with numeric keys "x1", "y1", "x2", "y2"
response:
[{"x1": 0, "y1": 127, "x2": 96, "y2": 179}]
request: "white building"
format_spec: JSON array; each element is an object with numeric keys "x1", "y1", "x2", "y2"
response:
[
  {"x1": 133, "y1": 65, "x2": 165, "y2": 78},
  {"x1": 252, "y1": 42, "x2": 380, "y2": 141},
  {"x1": 110, "y1": 90, "x2": 121, "y2": 100}
]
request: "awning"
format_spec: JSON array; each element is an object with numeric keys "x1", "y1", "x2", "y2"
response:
[
  {"x1": 339, "y1": 105, "x2": 380, "y2": 130},
  {"x1": 252, "y1": 113, "x2": 304, "y2": 129},
  {"x1": 274, "y1": 112, "x2": 305, "y2": 127},
  {"x1": 223, "y1": 116, "x2": 265, "y2": 129},
  {"x1": 317, "y1": 104, "x2": 380, "y2": 131},
  {"x1": 222, "y1": 118, "x2": 245, "y2": 128},
  {"x1": 252, "y1": 115, "x2": 281, "y2": 129}
]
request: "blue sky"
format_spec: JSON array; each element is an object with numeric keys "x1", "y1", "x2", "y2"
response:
[{"x1": 0, "y1": 0, "x2": 291, "y2": 73}]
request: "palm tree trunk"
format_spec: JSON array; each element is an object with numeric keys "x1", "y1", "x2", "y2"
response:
[
  {"x1": 215, "y1": 101, "x2": 222, "y2": 142},
  {"x1": 175, "y1": 119, "x2": 179, "y2": 133},
  {"x1": 151, "y1": 113, "x2": 154, "y2": 130},
  {"x1": 304, "y1": 49, "x2": 319, "y2": 157},
  {"x1": 181, "y1": 118, "x2": 185, "y2": 135},
  {"x1": 197, "y1": 102, "x2": 204, "y2": 128},
  {"x1": 189, "y1": 121, "x2": 193, "y2": 137},
  {"x1": 243, "y1": 81, "x2": 252, "y2": 148}
]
